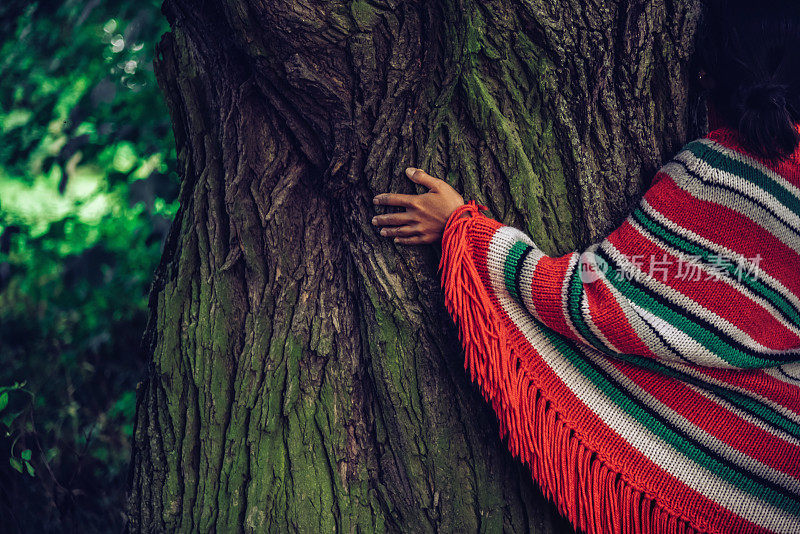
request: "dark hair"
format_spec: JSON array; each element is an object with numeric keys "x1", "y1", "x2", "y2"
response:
[{"x1": 698, "y1": 0, "x2": 800, "y2": 160}]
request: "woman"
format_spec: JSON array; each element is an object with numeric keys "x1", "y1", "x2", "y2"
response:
[{"x1": 372, "y1": 2, "x2": 800, "y2": 533}]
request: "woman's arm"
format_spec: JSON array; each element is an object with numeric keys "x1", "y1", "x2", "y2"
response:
[
  {"x1": 370, "y1": 167, "x2": 659, "y2": 360},
  {"x1": 373, "y1": 144, "x2": 800, "y2": 369},
  {"x1": 371, "y1": 167, "x2": 646, "y2": 358}
]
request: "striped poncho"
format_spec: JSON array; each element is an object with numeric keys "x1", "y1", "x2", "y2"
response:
[{"x1": 438, "y1": 127, "x2": 800, "y2": 534}]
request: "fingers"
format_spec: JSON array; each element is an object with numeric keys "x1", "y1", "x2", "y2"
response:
[
  {"x1": 373, "y1": 192, "x2": 417, "y2": 207},
  {"x1": 394, "y1": 235, "x2": 431, "y2": 245},
  {"x1": 377, "y1": 225, "x2": 421, "y2": 238},
  {"x1": 405, "y1": 167, "x2": 439, "y2": 190},
  {"x1": 372, "y1": 212, "x2": 415, "y2": 227},
  {"x1": 372, "y1": 167, "x2": 439, "y2": 207}
]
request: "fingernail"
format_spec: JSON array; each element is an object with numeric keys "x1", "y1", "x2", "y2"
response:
[
  {"x1": 380, "y1": 229, "x2": 387, "y2": 236},
  {"x1": 405, "y1": 167, "x2": 415, "y2": 177},
  {"x1": 371, "y1": 217, "x2": 377, "y2": 225},
  {"x1": 373, "y1": 197, "x2": 380, "y2": 204},
  {"x1": 394, "y1": 238, "x2": 399, "y2": 243}
]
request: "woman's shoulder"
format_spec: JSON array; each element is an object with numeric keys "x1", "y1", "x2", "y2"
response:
[
  {"x1": 668, "y1": 125, "x2": 800, "y2": 188},
  {"x1": 670, "y1": 128, "x2": 748, "y2": 177}
]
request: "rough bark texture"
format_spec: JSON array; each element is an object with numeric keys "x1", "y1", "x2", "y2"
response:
[{"x1": 127, "y1": 0, "x2": 703, "y2": 532}]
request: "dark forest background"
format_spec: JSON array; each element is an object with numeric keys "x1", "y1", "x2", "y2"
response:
[{"x1": 0, "y1": 1, "x2": 175, "y2": 530}]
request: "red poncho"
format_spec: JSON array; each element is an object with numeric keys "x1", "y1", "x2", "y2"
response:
[{"x1": 439, "y1": 127, "x2": 800, "y2": 534}]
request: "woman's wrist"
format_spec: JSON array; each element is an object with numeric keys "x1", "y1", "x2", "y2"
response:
[{"x1": 444, "y1": 201, "x2": 486, "y2": 236}]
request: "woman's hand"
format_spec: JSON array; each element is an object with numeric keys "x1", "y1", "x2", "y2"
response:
[{"x1": 372, "y1": 167, "x2": 465, "y2": 245}]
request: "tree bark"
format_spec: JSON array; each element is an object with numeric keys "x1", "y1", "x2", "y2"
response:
[{"x1": 126, "y1": 0, "x2": 703, "y2": 531}]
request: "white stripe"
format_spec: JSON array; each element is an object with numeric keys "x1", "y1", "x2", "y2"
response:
[
  {"x1": 575, "y1": 244, "x2": 622, "y2": 353},
  {"x1": 628, "y1": 301, "x2": 721, "y2": 365},
  {"x1": 640, "y1": 194, "x2": 800, "y2": 334},
  {"x1": 665, "y1": 156, "x2": 800, "y2": 256},
  {"x1": 519, "y1": 254, "x2": 544, "y2": 322},
  {"x1": 580, "y1": 289, "x2": 621, "y2": 353},
  {"x1": 673, "y1": 150, "x2": 800, "y2": 233},
  {"x1": 686, "y1": 382, "x2": 800, "y2": 447},
  {"x1": 697, "y1": 138, "x2": 800, "y2": 203},
  {"x1": 618, "y1": 217, "x2": 800, "y2": 359},
  {"x1": 560, "y1": 252, "x2": 591, "y2": 345},
  {"x1": 585, "y1": 345, "x2": 800, "y2": 495},
  {"x1": 516, "y1": 237, "x2": 545, "y2": 323},
  {"x1": 654, "y1": 358, "x2": 800, "y2": 430},
  {"x1": 765, "y1": 363, "x2": 800, "y2": 387},
  {"x1": 579, "y1": 246, "x2": 681, "y2": 360},
  {"x1": 599, "y1": 240, "x2": 731, "y2": 366}
]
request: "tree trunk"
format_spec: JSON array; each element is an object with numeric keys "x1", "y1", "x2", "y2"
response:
[{"x1": 126, "y1": 0, "x2": 703, "y2": 531}]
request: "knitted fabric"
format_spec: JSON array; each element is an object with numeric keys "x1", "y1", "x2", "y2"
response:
[{"x1": 438, "y1": 127, "x2": 800, "y2": 534}]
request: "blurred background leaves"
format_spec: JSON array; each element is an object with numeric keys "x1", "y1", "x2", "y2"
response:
[{"x1": 0, "y1": 0, "x2": 176, "y2": 530}]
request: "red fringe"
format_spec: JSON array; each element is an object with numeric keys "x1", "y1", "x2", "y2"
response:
[{"x1": 438, "y1": 201, "x2": 708, "y2": 534}]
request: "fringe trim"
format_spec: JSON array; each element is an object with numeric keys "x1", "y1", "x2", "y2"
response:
[{"x1": 438, "y1": 201, "x2": 712, "y2": 534}]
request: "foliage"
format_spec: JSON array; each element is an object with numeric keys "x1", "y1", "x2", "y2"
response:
[
  {"x1": 1, "y1": 383, "x2": 35, "y2": 477},
  {"x1": 0, "y1": 0, "x2": 175, "y2": 530}
]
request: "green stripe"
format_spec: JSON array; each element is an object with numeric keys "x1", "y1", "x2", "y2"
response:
[
  {"x1": 503, "y1": 241, "x2": 529, "y2": 302},
  {"x1": 686, "y1": 141, "x2": 800, "y2": 215},
  {"x1": 539, "y1": 327, "x2": 800, "y2": 513},
  {"x1": 567, "y1": 263, "x2": 611, "y2": 352},
  {"x1": 508, "y1": 244, "x2": 613, "y2": 354},
  {"x1": 633, "y1": 206, "x2": 800, "y2": 328},
  {"x1": 612, "y1": 353, "x2": 800, "y2": 439},
  {"x1": 595, "y1": 246, "x2": 778, "y2": 368}
]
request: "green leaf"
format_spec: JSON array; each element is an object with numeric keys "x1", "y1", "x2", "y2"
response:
[
  {"x1": 0, "y1": 392, "x2": 7, "y2": 412},
  {"x1": 20, "y1": 448, "x2": 31, "y2": 461},
  {"x1": 25, "y1": 461, "x2": 35, "y2": 477},
  {"x1": 1, "y1": 411, "x2": 17, "y2": 427},
  {"x1": 112, "y1": 142, "x2": 138, "y2": 173},
  {"x1": 9, "y1": 457, "x2": 22, "y2": 473}
]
